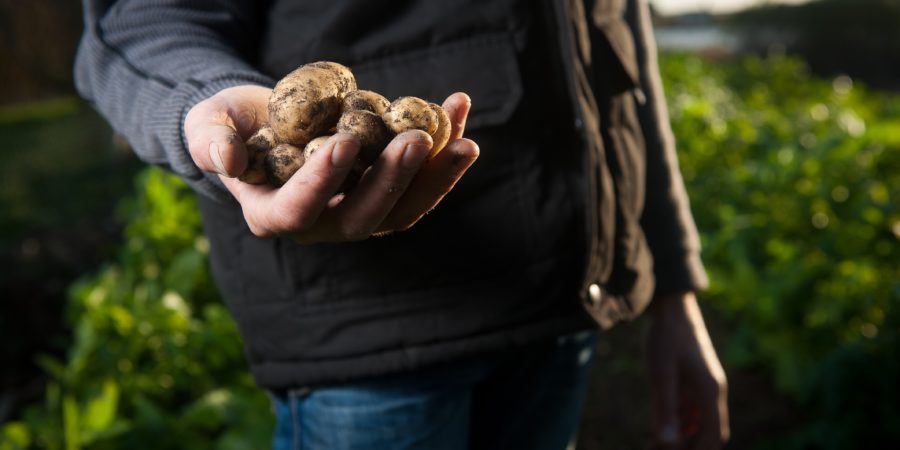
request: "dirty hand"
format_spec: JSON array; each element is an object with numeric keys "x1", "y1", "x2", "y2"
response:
[{"x1": 184, "y1": 86, "x2": 479, "y2": 243}]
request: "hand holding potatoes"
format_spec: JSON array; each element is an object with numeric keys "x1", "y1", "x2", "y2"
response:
[
  {"x1": 184, "y1": 69, "x2": 478, "y2": 243},
  {"x1": 253, "y1": 62, "x2": 454, "y2": 187}
]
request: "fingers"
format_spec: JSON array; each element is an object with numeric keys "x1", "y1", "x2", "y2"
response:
[
  {"x1": 686, "y1": 367, "x2": 728, "y2": 450},
  {"x1": 366, "y1": 91, "x2": 478, "y2": 231},
  {"x1": 649, "y1": 352, "x2": 681, "y2": 448},
  {"x1": 326, "y1": 131, "x2": 433, "y2": 240},
  {"x1": 220, "y1": 134, "x2": 360, "y2": 237},
  {"x1": 219, "y1": 90, "x2": 477, "y2": 243},
  {"x1": 317, "y1": 92, "x2": 476, "y2": 237},
  {"x1": 186, "y1": 108, "x2": 247, "y2": 176},
  {"x1": 184, "y1": 85, "x2": 270, "y2": 177},
  {"x1": 718, "y1": 383, "x2": 731, "y2": 443},
  {"x1": 442, "y1": 92, "x2": 471, "y2": 141},
  {"x1": 378, "y1": 138, "x2": 479, "y2": 231},
  {"x1": 684, "y1": 401, "x2": 723, "y2": 450}
]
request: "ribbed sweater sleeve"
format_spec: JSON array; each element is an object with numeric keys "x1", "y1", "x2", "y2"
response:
[{"x1": 74, "y1": 0, "x2": 276, "y2": 201}]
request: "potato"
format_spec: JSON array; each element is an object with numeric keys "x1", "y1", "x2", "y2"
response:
[
  {"x1": 343, "y1": 90, "x2": 390, "y2": 116},
  {"x1": 303, "y1": 135, "x2": 331, "y2": 162},
  {"x1": 268, "y1": 62, "x2": 356, "y2": 146},
  {"x1": 301, "y1": 135, "x2": 368, "y2": 193},
  {"x1": 427, "y1": 103, "x2": 451, "y2": 159},
  {"x1": 239, "y1": 126, "x2": 277, "y2": 184},
  {"x1": 264, "y1": 143, "x2": 305, "y2": 187},
  {"x1": 337, "y1": 110, "x2": 393, "y2": 164},
  {"x1": 263, "y1": 61, "x2": 457, "y2": 191},
  {"x1": 306, "y1": 61, "x2": 357, "y2": 94},
  {"x1": 382, "y1": 96, "x2": 438, "y2": 135}
]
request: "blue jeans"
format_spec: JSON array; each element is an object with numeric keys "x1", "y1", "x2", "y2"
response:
[{"x1": 272, "y1": 330, "x2": 598, "y2": 450}]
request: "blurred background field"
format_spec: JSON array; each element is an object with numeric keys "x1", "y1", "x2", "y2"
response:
[{"x1": 1, "y1": 0, "x2": 898, "y2": 449}]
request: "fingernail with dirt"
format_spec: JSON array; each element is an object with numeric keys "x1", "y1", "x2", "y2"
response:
[
  {"x1": 331, "y1": 140, "x2": 357, "y2": 168},
  {"x1": 210, "y1": 142, "x2": 227, "y2": 174}
]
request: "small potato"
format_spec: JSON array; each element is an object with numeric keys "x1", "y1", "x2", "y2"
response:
[
  {"x1": 303, "y1": 135, "x2": 366, "y2": 193},
  {"x1": 264, "y1": 143, "x2": 305, "y2": 187},
  {"x1": 382, "y1": 96, "x2": 438, "y2": 135},
  {"x1": 337, "y1": 110, "x2": 393, "y2": 164},
  {"x1": 239, "y1": 126, "x2": 277, "y2": 184},
  {"x1": 303, "y1": 135, "x2": 332, "y2": 162},
  {"x1": 427, "y1": 103, "x2": 451, "y2": 159},
  {"x1": 343, "y1": 90, "x2": 390, "y2": 116},
  {"x1": 268, "y1": 62, "x2": 357, "y2": 146}
]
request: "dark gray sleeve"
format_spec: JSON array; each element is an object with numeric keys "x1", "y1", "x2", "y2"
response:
[
  {"x1": 74, "y1": 0, "x2": 275, "y2": 201},
  {"x1": 627, "y1": 0, "x2": 709, "y2": 296}
]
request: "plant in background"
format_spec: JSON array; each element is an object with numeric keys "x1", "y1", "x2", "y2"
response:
[
  {"x1": 1, "y1": 169, "x2": 272, "y2": 450},
  {"x1": 663, "y1": 52, "x2": 900, "y2": 448}
]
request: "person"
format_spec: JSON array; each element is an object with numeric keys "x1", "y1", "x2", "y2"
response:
[{"x1": 75, "y1": 0, "x2": 729, "y2": 448}]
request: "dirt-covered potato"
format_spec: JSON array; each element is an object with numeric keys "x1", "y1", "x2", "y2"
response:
[
  {"x1": 302, "y1": 135, "x2": 331, "y2": 162},
  {"x1": 427, "y1": 103, "x2": 451, "y2": 159},
  {"x1": 343, "y1": 90, "x2": 390, "y2": 116},
  {"x1": 337, "y1": 110, "x2": 393, "y2": 164},
  {"x1": 382, "y1": 96, "x2": 438, "y2": 135},
  {"x1": 268, "y1": 62, "x2": 357, "y2": 146},
  {"x1": 257, "y1": 61, "x2": 459, "y2": 190},
  {"x1": 301, "y1": 134, "x2": 367, "y2": 192},
  {"x1": 306, "y1": 61, "x2": 357, "y2": 95},
  {"x1": 239, "y1": 126, "x2": 277, "y2": 184},
  {"x1": 264, "y1": 143, "x2": 305, "y2": 187}
]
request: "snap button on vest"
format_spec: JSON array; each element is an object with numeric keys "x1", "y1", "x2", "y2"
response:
[
  {"x1": 588, "y1": 283, "x2": 603, "y2": 306},
  {"x1": 632, "y1": 87, "x2": 647, "y2": 105}
]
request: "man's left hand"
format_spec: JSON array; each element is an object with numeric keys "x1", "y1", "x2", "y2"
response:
[{"x1": 647, "y1": 292, "x2": 730, "y2": 449}]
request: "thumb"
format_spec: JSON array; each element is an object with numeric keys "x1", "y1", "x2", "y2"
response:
[
  {"x1": 189, "y1": 127, "x2": 245, "y2": 177},
  {"x1": 184, "y1": 85, "x2": 270, "y2": 177}
]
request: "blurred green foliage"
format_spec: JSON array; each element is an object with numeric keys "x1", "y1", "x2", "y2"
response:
[
  {"x1": 2, "y1": 52, "x2": 898, "y2": 449},
  {"x1": 1, "y1": 170, "x2": 272, "y2": 450},
  {"x1": 664, "y1": 53, "x2": 900, "y2": 448}
]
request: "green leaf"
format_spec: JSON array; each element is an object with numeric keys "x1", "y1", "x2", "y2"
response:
[
  {"x1": 162, "y1": 249, "x2": 205, "y2": 298},
  {"x1": 67, "y1": 320, "x2": 98, "y2": 382},
  {"x1": 0, "y1": 422, "x2": 31, "y2": 450},
  {"x1": 181, "y1": 388, "x2": 246, "y2": 432},
  {"x1": 131, "y1": 395, "x2": 166, "y2": 430},
  {"x1": 81, "y1": 379, "x2": 119, "y2": 440},
  {"x1": 62, "y1": 395, "x2": 80, "y2": 450},
  {"x1": 81, "y1": 420, "x2": 130, "y2": 446}
]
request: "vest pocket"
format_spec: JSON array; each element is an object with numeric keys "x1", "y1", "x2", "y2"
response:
[
  {"x1": 351, "y1": 33, "x2": 523, "y2": 130},
  {"x1": 274, "y1": 32, "x2": 546, "y2": 309}
]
